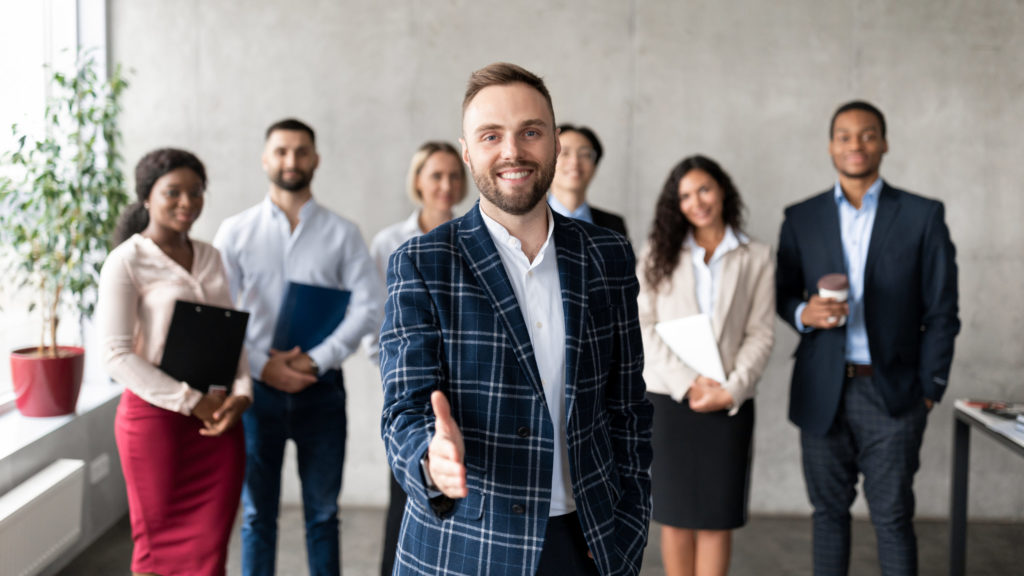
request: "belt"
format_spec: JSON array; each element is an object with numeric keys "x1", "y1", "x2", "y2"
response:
[{"x1": 845, "y1": 363, "x2": 874, "y2": 379}]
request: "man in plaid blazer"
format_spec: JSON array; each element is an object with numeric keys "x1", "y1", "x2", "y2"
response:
[{"x1": 380, "y1": 63, "x2": 653, "y2": 576}]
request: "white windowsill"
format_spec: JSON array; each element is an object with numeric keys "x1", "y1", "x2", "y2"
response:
[{"x1": 0, "y1": 378, "x2": 123, "y2": 462}]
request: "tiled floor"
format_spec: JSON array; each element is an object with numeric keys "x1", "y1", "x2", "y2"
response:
[{"x1": 59, "y1": 506, "x2": 1023, "y2": 575}]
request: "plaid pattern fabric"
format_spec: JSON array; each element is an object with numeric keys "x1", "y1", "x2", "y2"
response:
[
  {"x1": 380, "y1": 206, "x2": 653, "y2": 576},
  {"x1": 801, "y1": 375, "x2": 927, "y2": 575}
]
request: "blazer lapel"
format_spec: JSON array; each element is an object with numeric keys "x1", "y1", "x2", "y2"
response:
[
  {"x1": 553, "y1": 215, "x2": 586, "y2": 424},
  {"x1": 675, "y1": 246, "x2": 700, "y2": 315},
  {"x1": 713, "y1": 245, "x2": 744, "y2": 341},
  {"x1": 864, "y1": 183, "x2": 901, "y2": 287},
  {"x1": 817, "y1": 190, "x2": 846, "y2": 273},
  {"x1": 456, "y1": 205, "x2": 545, "y2": 397}
]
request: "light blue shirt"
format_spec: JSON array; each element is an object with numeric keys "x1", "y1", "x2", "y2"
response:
[
  {"x1": 213, "y1": 196, "x2": 383, "y2": 379},
  {"x1": 794, "y1": 178, "x2": 882, "y2": 364},
  {"x1": 548, "y1": 194, "x2": 593, "y2": 224}
]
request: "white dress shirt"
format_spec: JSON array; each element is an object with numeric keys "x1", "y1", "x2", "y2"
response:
[
  {"x1": 480, "y1": 207, "x2": 574, "y2": 516},
  {"x1": 213, "y1": 196, "x2": 383, "y2": 379},
  {"x1": 686, "y1": 225, "x2": 746, "y2": 318}
]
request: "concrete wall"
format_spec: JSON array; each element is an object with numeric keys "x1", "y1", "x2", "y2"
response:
[{"x1": 109, "y1": 0, "x2": 1024, "y2": 520}]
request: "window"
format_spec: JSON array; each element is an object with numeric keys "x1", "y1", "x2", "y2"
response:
[{"x1": 0, "y1": 0, "x2": 106, "y2": 401}]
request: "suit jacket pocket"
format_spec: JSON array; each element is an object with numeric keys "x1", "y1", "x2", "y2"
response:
[{"x1": 453, "y1": 485, "x2": 484, "y2": 521}]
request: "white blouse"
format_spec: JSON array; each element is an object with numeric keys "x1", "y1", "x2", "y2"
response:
[
  {"x1": 685, "y1": 225, "x2": 746, "y2": 318},
  {"x1": 97, "y1": 234, "x2": 252, "y2": 414}
]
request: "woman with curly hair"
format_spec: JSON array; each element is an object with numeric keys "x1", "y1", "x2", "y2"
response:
[
  {"x1": 638, "y1": 155, "x2": 774, "y2": 576},
  {"x1": 99, "y1": 148, "x2": 251, "y2": 576}
]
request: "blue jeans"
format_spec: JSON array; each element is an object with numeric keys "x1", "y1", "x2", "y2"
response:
[{"x1": 241, "y1": 371, "x2": 347, "y2": 576}]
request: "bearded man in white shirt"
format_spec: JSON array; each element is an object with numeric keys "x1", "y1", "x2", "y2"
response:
[
  {"x1": 214, "y1": 118, "x2": 382, "y2": 576},
  {"x1": 380, "y1": 63, "x2": 652, "y2": 576}
]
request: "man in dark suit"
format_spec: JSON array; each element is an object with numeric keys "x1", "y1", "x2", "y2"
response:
[
  {"x1": 548, "y1": 124, "x2": 629, "y2": 238},
  {"x1": 380, "y1": 63, "x2": 653, "y2": 576},
  {"x1": 776, "y1": 101, "x2": 959, "y2": 576}
]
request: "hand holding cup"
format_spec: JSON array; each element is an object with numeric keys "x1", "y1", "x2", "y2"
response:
[{"x1": 800, "y1": 273, "x2": 850, "y2": 329}]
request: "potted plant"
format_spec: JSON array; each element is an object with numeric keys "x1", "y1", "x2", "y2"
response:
[{"x1": 0, "y1": 51, "x2": 129, "y2": 417}]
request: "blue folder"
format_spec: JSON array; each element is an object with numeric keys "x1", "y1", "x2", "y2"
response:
[{"x1": 271, "y1": 281, "x2": 351, "y2": 352}]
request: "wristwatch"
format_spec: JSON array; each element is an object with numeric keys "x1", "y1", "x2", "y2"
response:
[
  {"x1": 421, "y1": 454, "x2": 440, "y2": 492},
  {"x1": 308, "y1": 357, "x2": 320, "y2": 375}
]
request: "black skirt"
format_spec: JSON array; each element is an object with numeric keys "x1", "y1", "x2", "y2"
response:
[{"x1": 649, "y1": 391, "x2": 754, "y2": 530}]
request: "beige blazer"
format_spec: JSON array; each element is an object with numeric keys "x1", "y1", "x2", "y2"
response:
[{"x1": 637, "y1": 238, "x2": 775, "y2": 414}]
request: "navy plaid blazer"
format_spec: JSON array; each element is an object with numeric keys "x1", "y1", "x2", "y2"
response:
[{"x1": 380, "y1": 205, "x2": 653, "y2": 576}]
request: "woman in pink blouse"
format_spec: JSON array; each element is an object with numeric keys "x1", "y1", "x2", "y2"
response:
[{"x1": 98, "y1": 148, "x2": 252, "y2": 576}]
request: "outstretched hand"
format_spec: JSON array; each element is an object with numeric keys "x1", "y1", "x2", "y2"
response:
[{"x1": 427, "y1": 390, "x2": 467, "y2": 498}]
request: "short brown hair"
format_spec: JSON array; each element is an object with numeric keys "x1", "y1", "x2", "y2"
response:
[
  {"x1": 406, "y1": 141, "x2": 467, "y2": 205},
  {"x1": 266, "y1": 118, "x2": 316, "y2": 143},
  {"x1": 462, "y1": 62, "x2": 555, "y2": 124}
]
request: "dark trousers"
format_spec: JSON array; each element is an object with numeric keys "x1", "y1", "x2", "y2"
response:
[
  {"x1": 801, "y1": 374, "x2": 928, "y2": 576},
  {"x1": 535, "y1": 512, "x2": 600, "y2": 576},
  {"x1": 380, "y1": 471, "x2": 406, "y2": 576},
  {"x1": 241, "y1": 371, "x2": 347, "y2": 576}
]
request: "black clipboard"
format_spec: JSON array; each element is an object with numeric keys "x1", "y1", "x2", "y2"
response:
[{"x1": 159, "y1": 300, "x2": 250, "y2": 394}]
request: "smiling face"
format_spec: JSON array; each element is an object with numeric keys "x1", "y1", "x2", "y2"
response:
[
  {"x1": 460, "y1": 82, "x2": 559, "y2": 216},
  {"x1": 552, "y1": 130, "x2": 598, "y2": 197},
  {"x1": 146, "y1": 167, "x2": 205, "y2": 235},
  {"x1": 678, "y1": 168, "x2": 724, "y2": 232},
  {"x1": 417, "y1": 151, "x2": 465, "y2": 214},
  {"x1": 829, "y1": 109, "x2": 887, "y2": 181},
  {"x1": 263, "y1": 129, "x2": 319, "y2": 192}
]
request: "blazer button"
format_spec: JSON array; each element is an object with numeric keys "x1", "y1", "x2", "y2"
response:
[
  {"x1": 516, "y1": 426, "x2": 530, "y2": 438},
  {"x1": 512, "y1": 504, "x2": 525, "y2": 514}
]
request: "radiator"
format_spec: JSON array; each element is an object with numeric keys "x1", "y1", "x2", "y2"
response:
[{"x1": 0, "y1": 459, "x2": 85, "y2": 576}]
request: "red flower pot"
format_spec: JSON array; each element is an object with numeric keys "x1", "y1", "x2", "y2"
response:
[{"x1": 10, "y1": 346, "x2": 85, "y2": 417}]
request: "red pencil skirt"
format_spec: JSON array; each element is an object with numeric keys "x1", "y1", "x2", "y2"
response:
[{"x1": 115, "y1": 389, "x2": 245, "y2": 576}]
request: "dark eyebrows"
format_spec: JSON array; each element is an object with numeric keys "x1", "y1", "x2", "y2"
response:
[{"x1": 473, "y1": 118, "x2": 549, "y2": 135}]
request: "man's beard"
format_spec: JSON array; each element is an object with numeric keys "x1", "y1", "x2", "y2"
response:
[
  {"x1": 471, "y1": 156, "x2": 556, "y2": 216},
  {"x1": 271, "y1": 169, "x2": 312, "y2": 192}
]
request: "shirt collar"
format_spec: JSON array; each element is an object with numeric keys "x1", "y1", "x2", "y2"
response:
[
  {"x1": 547, "y1": 194, "x2": 593, "y2": 223},
  {"x1": 833, "y1": 178, "x2": 883, "y2": 208},
  {"x1": 403, "y1": 208, "x2": 423, "y2": 235},
  {"x1": 684, "y1": 225, "x2": 746, "y2": 264},
  {"x1": 480, "y1": 204, "x2": 556, "y2": 258},
  {"x1": 263, "y1": 194, "x2": 319, "y2": 221}
]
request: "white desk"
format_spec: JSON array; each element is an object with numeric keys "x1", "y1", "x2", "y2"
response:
[{"x1": 949, "y1": 399, "x2": 1024, "y2": 576}]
